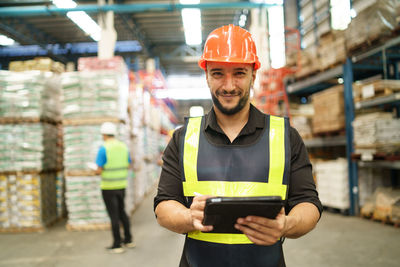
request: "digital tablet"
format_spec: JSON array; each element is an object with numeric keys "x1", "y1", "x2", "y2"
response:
[{"x1": 202, "y1": 196, "x2": 284, "y2": 234}]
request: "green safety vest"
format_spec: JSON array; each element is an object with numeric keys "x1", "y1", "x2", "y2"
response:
[
  {"x1": 182, "y1": 115, "x2": 289, "y2": 244},
  {"x1": 101, "y1": 139, "x2": 129, "y2": 190}
]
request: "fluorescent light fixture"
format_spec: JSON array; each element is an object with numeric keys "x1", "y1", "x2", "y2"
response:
[
  {"x1": 0, "y1": 34, "x2": 16, "y2": 46},
  {"x1": 251, "y1": 0, "x2": 283, "y2": 4},
  {"x1": 52, "y1": 0, "x2": 101, "y2": 41},
  {"x1": 180, "y1": 0, "x2": 202, "y2": 46}
]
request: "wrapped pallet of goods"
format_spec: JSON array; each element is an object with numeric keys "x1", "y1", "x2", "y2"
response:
[
  {"x1": 290, "y1": 103, "x2": 314, "y2": 140},
  {"x1": 345, "y1": 0, "x2": 397, "y2": 52},
  {"x1": 353, "y1": 79, "x2": 400, "y2": 104},
  {"x1": 358, "y1": 168, "x2": 392, "y2": 208},
  {"x1": 312, "y1": 85, "x2": 345, "y2": 135},
  {"x1": 352, "y1": 112, "x2": 400, "y2": 158},
  {"x1": 361, "y1": 187, "x2": 400, "y2": 226},
  {"x1": 317, "y1": 31, "x2": 346, "y2": 71},
  {"x1": 0, "y1": 70, "x2": 63, "y2": 232},
  {"x1": 314, "y1": 158, "x2": 349, "y2": 210},
  {"x1": 61, "y1": 56, "x2": 131, "y2": 231}
]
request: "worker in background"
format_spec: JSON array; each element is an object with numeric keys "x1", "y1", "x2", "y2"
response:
[
  {"x1": 95, "y1": 122, "x2": 135, "y2": 254},
  {"x1": 154, "y1": 24, "x2": 322, "y2": 266}
]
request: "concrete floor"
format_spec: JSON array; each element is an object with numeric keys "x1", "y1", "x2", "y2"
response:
[{"x1": 0, "y1": 188, "x2": 399, "y2": 267}]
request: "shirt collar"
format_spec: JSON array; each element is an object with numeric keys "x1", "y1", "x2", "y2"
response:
[{"x1": 204, "y1": 104, "x2": 265, "y2": 135}]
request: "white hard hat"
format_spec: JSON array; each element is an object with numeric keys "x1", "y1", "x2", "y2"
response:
[{"x1": 100, "y1": 122, "x2": 117, "y2": 135}]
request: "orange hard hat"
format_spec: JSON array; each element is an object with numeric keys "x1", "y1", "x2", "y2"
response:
[{"x1": 198, "y1": 24, "x2": 261, "y2": 70}]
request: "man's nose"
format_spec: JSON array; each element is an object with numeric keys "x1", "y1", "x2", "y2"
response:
[{"x1": 222, "y1": 74, "x2": 235, "y2": 91}]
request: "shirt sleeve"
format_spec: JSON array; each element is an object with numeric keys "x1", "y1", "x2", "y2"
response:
[
  {"x1": 96, "y1": 146, "x2": 107, "y2": 167},
  {"x1": 128, "y1": 152, "x2": 132, "y2": 164},
  {"x1": 153, "y1": 127, "x2": 187, "y2": 211},
  {"x1": 286, "y1": 127, "x2": 323, "y2": 216}
]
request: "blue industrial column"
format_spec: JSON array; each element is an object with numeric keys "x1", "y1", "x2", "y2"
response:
[{"x1": 343, "y1": 58, "x2": 359, "y2": 216}]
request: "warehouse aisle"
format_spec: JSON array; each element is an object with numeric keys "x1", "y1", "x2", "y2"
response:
[
  {"x1": 1, "y1": 187, "x2": 399, "y2": 267},
  {"x1": 0, "y1": 186, "x2": 185, "y2": 267}
]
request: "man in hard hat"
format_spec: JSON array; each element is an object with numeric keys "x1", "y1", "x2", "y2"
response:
[
  {"x1": 154, "y1": 24, "x2": 322, "y2": 266},
  {"x1": 95, "y1": 122, "x2": 135, "y2": 253}
]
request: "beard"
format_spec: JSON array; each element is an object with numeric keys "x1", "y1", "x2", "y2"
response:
[{"x1": 211, "y1": 87, "x2": 250, "y2": 115}]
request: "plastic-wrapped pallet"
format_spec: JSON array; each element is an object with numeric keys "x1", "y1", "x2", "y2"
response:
[
  {"x1": 63, "y1": 123, "x2": 128, "y2": 171},
  {"x1": 0, "y1": 123, "x2": 58, "y2": 172},
  {"x1": 314, "y1": 158, "x2": 349, "y2": 210},
  {"x1": 0, "y1": 172, "x2": 57, "y2": 231},
  {"x1": 63, "y1": 125, "x2": 103, "y2": 171},
  {"x1": 0, "y1": 70, "x2": 61, "y2": 121},
  {"x1": 61, "y1": 70, "x2": 128, "y2": 121},
  {"x1": 65, "y1": 176, "x2": 109, "y2": 228},
  {"x1": 353, "y1": 112, "x2": 400, "y2": 154},
  {"x1": 358, "y1": 167, "x2": 392, "y2": 207}
]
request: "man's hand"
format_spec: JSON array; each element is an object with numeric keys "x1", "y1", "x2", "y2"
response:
[
  {"x1": 234, "y1": 208, "x2": 288, "y2": 245},
  {"x1": 189, "y1": 195, "x2": 214, "y2": 232}
]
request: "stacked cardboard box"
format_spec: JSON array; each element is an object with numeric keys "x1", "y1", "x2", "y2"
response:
[
  {"x1": 294, "y1": 45, "x2": 320, "y2": 79},
  {"x1": 290, "y1": 103, "x2": 314, "y2": 140},
  {"x1": 9, "y1": 58, "x2": 65, "y2": 73},
  {"x1": 312, "y1": 85, "x2": 345, "y2": 134},
  {"x1": 314, "y1": 158, "x2": 349, "y2": 210},
  {"x1": 0, "y1": 171, "x2": 59, "y2": 231},
  {"x1": 353, "y1": 79, "x2": 400, "y2": 103},
  {"x1": 317, "y1": 31, "x2": 346, "y2": 70}
]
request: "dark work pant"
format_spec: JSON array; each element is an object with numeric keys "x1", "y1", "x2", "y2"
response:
[{"x1": 102, "y1": 189, "x2": 132, "y2": 247}]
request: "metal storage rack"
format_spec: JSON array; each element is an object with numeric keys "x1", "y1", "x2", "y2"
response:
[{"x1": 286, "y1": 36, "x2": 400, "y2": 216}]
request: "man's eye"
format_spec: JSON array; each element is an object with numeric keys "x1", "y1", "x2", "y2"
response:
[
  {"x1": 235, "y1": 72, "x2": 245, "y2": 76},
  {"x1": 212, "y1": 72, "x2": 222, "y2": 77}
]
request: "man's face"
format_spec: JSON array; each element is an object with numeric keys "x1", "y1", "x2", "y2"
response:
[{"x1": 206, "y1": 62, "x2": 256, "y2": 115}]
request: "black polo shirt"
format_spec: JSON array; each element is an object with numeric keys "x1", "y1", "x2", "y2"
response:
[{"x1": 154, "y1": 104, "x2": 322, "y2": 267}]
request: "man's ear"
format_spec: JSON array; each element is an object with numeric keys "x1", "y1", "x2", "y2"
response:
[{"x1": 251, "y1": 70, "x2": 257, "y2": 85}]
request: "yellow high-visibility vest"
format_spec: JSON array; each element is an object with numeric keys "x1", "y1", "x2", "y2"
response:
[
  {"x1": 182, "y1": 115, "x2": 289, "y2": 244},
  {"x1": 101, "y1": 139, "x2": 129, "y2": 190}
]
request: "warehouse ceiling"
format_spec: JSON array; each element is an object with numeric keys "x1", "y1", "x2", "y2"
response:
[{"x1": 0, "y1": 0, "x2": 267, "y2": 75}]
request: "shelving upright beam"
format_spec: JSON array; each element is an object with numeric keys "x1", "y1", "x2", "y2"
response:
[{"x1": 343, "y1": 58, "x2": 358, "y2": 216}]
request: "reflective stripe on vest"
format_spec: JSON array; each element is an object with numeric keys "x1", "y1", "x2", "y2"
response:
[
  {"x1": 182, "y1": 115, "x2": 288, "y2": 244},
  {"x1": 101, "y1": 139, "x2": 129, "y2": 190}
]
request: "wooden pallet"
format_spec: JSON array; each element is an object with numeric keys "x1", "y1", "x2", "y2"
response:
[
  {"x1": 0, "y1": 226, "x2": 45, "y2": 233},
  {"x1": 64, "y1": 170, "x2": 97, "y2": 177},
  {"x1": 313, "y1": 129, "x2": 346, "y2": 138},
  {"x1": 351, "y1": 153, "x2": 400, "y2": 161},
  {"x1": 0, "y1": 116, "x2": 59, "y2": 125},
  {"x1": 361, "y1": 213, "x2": 399, "y2": 228},
  {"x1": 0, "y1": 169, "x2": 61, "y2": 176},
  {"x1": 66, "y1": 223, "x2": 110, "y2": 232},
  {"x1": 62, "y1": 117, "x2": 123, "y2": 126}
]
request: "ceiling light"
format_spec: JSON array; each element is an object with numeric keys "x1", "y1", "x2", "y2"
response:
[
  {"x1": 180, "y1": 0, "x2": 202, "y2": 46},
  {"x1": 0, "y1": 34, "x2": 16, "y2": 46},
  {"x1": 67, "y1": 11, "x2": 101, "y2": 41},
  {"x1": 52, "y1": 0, "x2": 101, "y2": 41}
]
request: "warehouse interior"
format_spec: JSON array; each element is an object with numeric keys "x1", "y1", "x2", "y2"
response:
[{"x1": 0, "y1": 0, "x2": 400, "y2": 266}]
